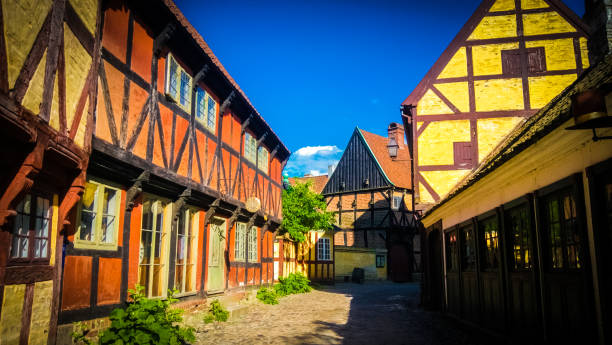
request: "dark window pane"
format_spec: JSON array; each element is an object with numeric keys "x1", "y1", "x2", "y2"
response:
[{"x1": 480, "y1": 216, "x2": 499, "y2": 270}]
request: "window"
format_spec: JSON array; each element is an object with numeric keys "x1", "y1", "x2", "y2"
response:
[
  {"x1": 174, "y1": 209, "x2": 198, "y2": 294},
  {"x1": 480, "y1": 216, "x2": 499, "y2": 270},
  {"x1": 445, "y1": 231, "x2": 458, "y2": 272},
  {"x1": 376, "y1": 254, "x2": 385, "y2": 268},
  {"x1": 506, "y1": 204, "x2": 532, "y2": 270},
  {"x1": 543, "y1": 189, "x2": 582, "y2": 270},
  {"x1": 502, "y1": 48, "x2": 546, "y2": 76},
  {"x1": 234, "y1": 222, "x2": 246, "y2": 261},
  {"x1": 453, "y1": 142, "x2": 472, "y2": 168},
  {"x1": 139, "y1": 198, "x2": 169, "y2": 298},
  {"x1": 196, "y1": 88, "x2": 217, "y2": 133},
  {"x1": 317, "y1": 237, "x2": 331, "y2": 261},
  {"x1": 165, "y1": 54, "x2": 192, "y2": 113},
  {"x1": 10, "y1": 194, "x2": 51, "y2": 262},
  {"x1": 460, "y1": 225, "x2": 476, "y2": 271},
  {"x1": 257, "y1": 146, "x2": 269, "y2": 173},
  {"x1": 244, "y1": 132, "x2": 257, "y2": 163},
  {"x1": 248, "y1": 226, "x2": 258, "y2": 262},
  {"x1": 392, "y1": 196, "x2": 402, "y2": 210},
  {"x1": 76, "y1": 180, "x2": 120, "y2": 250}
]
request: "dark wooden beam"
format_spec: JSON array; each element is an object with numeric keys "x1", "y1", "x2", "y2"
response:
[
  {"x1": 202, "y1": 198, "x2": 221, "y2": 228},
  {"x1": 241, "y1": 113, "x2": 253, "y2": 133},
  {"x1": 226, "y1": 206, "x2": 243, "y2": 231},
  {"x1": 153, "y1": 23, "x2": 176, "y2": 57},
  {"x1": 125, "y1": 171, "x2": 150, "y2": 211},
  {"x1": 172, "y1": 188, "x2": 191, "y2": 222},
  {"x1": 256, "y1": 132, "x2": 268, "y2": 146},
  {"x1": 219, "y1": 90, "x2": 236, "y2": 116},
  {"x1": 193, "y1": 64, "x2": 210, "y2": 85}
]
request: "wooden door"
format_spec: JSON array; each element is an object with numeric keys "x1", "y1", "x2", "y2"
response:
[
  {"x1": 207, "y1": 219, "x2": 226, "y2": 293},
  {"x1": 389, "y1": 243, "x2": 411, "y2": 282},
  {"x1": 428, "y1": 228, "x2": 444, "y2": 310}
]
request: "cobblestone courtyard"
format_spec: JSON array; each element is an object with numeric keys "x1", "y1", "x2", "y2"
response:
[{"x1": 190, "y1": 282, "x2": 487, "y2": 345}]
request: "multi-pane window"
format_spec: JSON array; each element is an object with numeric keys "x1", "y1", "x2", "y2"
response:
[
  {"x1": 195, "y1": 88, "x2": 217, "y2": 133},
  {"x1": 257, "y1": 146, "x2": 269, "y2": 173},
  {"x1": 461, "y1": 225, "x2": 476, "y2": 271},
  {"x1": 165, "y1": 54, "x2": 192, "y2": 113},
  {"x1": 317, "y1": 237, "x2": 331, "y2": 261},
  {"x1": 139, "y1": 198, "x2": 169, "y2": 298},
  {"x1": 445, "y1": 231, "x2": 458, "y2": 272},
  {"x1": 234, "y1": 222, "x2": 246, "y2": 261},
  {"x1": 480, "y1": 216, "x2": 499, "y2": 270},
  {"x1": 543, "y1": 189, "x2": 581, "y2": 270},
  {"x1": 244, "y1": 132, "x2": 257, "y2": 163},
  {"x1": 76, "y1": 180, "x2": 120, "y2": 250},
  {"x1": 392, "y1": 196, "x2": 402, "y2": 210},
  {"x1": 507, "y1": 204, "x2": 532, "y2": 271},
  {"x1": 11, "y1": 194, "x2": 51, "y2": 261},
  {"x1": 175, "y1": 209, "x2": 198, "y2": 294},
  {"x1": 248, "y1": 226, "x2": 258, "y2": 262},
  {"x1": 376, "y1": 254, "x2": 385, "y2": 268}
]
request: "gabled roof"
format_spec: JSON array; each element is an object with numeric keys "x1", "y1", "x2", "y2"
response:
[
  {"x1": 288, "y1": 175, "x2": 329, "y2": 194},
  {"x1": 358, "y1": 129, "x2": 412, "y2": 190},
  {"x1": 402, "y1": 0, "x2": 590, "y2": 107}
]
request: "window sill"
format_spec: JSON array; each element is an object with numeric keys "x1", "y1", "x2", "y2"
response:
[{"x1": 174, "y1": 291, "x2": 198, "y2": 298}]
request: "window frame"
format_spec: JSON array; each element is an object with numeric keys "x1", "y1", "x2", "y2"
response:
[
  {"x1": 444, "y1": 229, "x2": 458, "y2": 272},
  {"x1": 504, "y1": 200, "x2": 533, "y2": 272},
  {"x1": 74, "y1": 178, "x2": 122, "y2": 251},
  {"x1": 234, "y1": 222, "x2": 246, "y2": 262},
  {"x1": 9, "y1": 192, "x2": 53, "y2": 264},
  {"x1": 317, "y1": 237, "x2": 331, "y2": 261},
  {"x1": 244, "y1": 132, "x2": 257, "y2": 164},
  {"x1": 165, "y1": 53, "x2": 193, "y2": 113},
  {"x1": 478, "y1": 213, "x2": 500, "y2": 272},
  {"x1": 460, "y1": 223, "x2": 476, "y2": 272},
  {"x1": 174, "y1": 208, "x2": 199, "y2": 296},
  {"x1": 138, "y1": 195, "x2": 171, "y2": 298},
  {"x1": 248, "y1": 226, "x2": 258, "y2": 262},
  {"x1": 195, "y1": 87, "x2": 217, "y2": 134},
  {"x1": 257, "y1": 146, "x2": 269, "y2": 174},
  {"x1": 376, "y1": 254, "x2": 385, "y2": 268},
  {"x1": 391, "y1": 196, "x2": 402, "y2": 210}
]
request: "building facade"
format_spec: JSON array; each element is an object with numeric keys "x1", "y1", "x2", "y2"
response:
[
  {"x1": 0, "y1": 0, "x2": 289, "y2": 343},
  {"x1": 322, "y1": 124, "x2": 418, "y2": 282},
  {"x1": 402, "y1": 0, "x2": 590, "y2": 210}
]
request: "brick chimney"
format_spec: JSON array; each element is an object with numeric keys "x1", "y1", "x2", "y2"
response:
[
  {"x1": 388, "y1": 122, "x2": 405, "y2": 149},
  {"x1": 583, "y1": 0, "x2": 612, "y2": 63}
]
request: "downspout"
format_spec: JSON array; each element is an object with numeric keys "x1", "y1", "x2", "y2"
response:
[{"x1": 401, "y1": 105, "x2": 416, "y2": 213}]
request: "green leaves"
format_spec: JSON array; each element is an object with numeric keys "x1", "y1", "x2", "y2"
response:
[
  {"x1": 203, "y1": 300, "x2": 229, "y2": 323},
  {"x1": 256, "y1": 287, "x2": 279, "y2": 304},
  {"x1": 281, "y1": 182, "x2": 335, "y2": 242},
  {"x1": 256, "y1": 273, "x2": 311, "y2": 305}
]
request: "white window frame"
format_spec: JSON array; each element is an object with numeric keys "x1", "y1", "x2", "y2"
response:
[
  {"x1": 248, "y1": 226, "x2": 258, "y2": 262},
  {"x1": 317, "y1": 237, "x2": 331, "y2": 261},
  {"x1": 257, "y1": 146, "x2": 269, "y2": 174},
  {"x1": 235, "y1": 222, "x2": 246, "y2": 261},
  {"x1": 165, "y1": 53, "x2": 192, "y2": 113},
  {"x1": 138, "y1": 196, "x2": 171, "y2": 298},
  {"x1": 75, "y1": 179, "x2": 121, "y2": 251},
  {"x1": 392, "y1": 195, "x2": 402, "y2": 210},
  {"x1": 244, "y1": 132, "x2": 257, "y2": 163},
  {"x1": 195, "y1": 87, "x2": 217, "y2": 133},
  {"x1": 174, "y1": 208, "x2": 199, "y2": 295}
]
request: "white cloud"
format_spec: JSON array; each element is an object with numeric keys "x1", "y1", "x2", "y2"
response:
[{"x1": 284, "y1": 145, "x2": 343, "y2": 178}]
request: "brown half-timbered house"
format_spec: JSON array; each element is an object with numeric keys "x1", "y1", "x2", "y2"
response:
[
  {"x1": 323, "y1": 123, "x2": 419, "y2": 282},
  {"x1": 0, "y1": 0, "x2": 289, "y2": 342}
]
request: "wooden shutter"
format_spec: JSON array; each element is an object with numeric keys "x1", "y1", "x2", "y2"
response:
[
  {"x1": 501, "y1": 49, "x2": 521, "y2": 76},
  {"x1": 453, "y1": 142, "x2": 473, "y2": 168},
  {"x1": 527, "y1": 47, "x2": 546, "y2": 73}
]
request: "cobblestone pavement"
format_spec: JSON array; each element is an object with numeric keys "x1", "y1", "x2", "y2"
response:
[{"x1": 189, "y1": 282, "x2": 487, "y2": 345}]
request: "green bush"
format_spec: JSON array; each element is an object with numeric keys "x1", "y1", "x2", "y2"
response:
[
  {"x1": 203, "y1": 300, "x2": 229, "y2": 324},
  {"x1": 93, "y1": 285, "x2": 195, "y2": 345},
  {"x1": 256, "y1": 287, "x2": 279, "y2": 305},
  {"x1": 274, "y1": 273, "x2": 312, "y2": 297}
]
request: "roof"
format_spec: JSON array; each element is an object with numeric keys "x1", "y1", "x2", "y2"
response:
[
  {"x1": 402, "y1": 0, "x2": 590, "y2": 107},
  {"x1": 358, "y1": 129, "x2": 412, "y2": 190},
  {"x1": 162, "y1": 0, "x2": 290, "y2": 159},
  {"x1": 288, "y1": 175, "x2": 329, "y2": 194},
  {"x1": 425, "y1": 54, "x2": 612, "y2": 217}
]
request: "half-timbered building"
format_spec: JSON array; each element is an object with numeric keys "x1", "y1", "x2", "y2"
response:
[
  {"x1": 401, "y1": 0, "x2": 591, "y2": 211},
  {"x1": 0, "y1": 0, "x2": 289, "y2": 342},
  {"x1": 323, "y1": 123, "x2": 418, "y2": 282}
]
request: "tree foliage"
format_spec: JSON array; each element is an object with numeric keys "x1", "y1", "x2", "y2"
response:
[{"x1": 280, "y1": 181, "x2": 335, "y2": 242}]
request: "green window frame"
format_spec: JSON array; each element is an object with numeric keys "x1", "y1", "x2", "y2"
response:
[
  {"x1": 248, "y1": 226, "x2": 258, "y2": 262},
  {"x1": 235, "y1": 222, "x2": 246, "y2": 261},
  {"x1": 174, "y1": 208, "x2": 199, "y2": 295},
  {"x1": 165, "y1": 53, "x2": 192, "y2": 113},
  {"x1": 139, "y1": 197, "x2": 170, "y2": 298},
  {"x1": 75, "y1": 179, "x2": 121, "y2": 250}
]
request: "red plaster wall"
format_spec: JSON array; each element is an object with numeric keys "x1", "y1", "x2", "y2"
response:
[{"x1": 61, "y1": 256, "x2": 92, "y2": 310}]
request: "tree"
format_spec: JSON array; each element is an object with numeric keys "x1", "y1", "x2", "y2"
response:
[{"x1": 280, "y1": 182, "x2": 335, "y2": 242}]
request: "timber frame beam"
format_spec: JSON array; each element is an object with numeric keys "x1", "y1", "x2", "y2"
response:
[{"x1": 125, "y1": 171, "x2": 150, "y2": 211}]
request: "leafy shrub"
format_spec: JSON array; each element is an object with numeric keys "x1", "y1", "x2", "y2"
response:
[
  {"x1": 96, "y1": 285, "x2": 195, "y2": 345},
  {"x1": 274, "y1": 273, "x2": 312, "y2": 297},
  {"x1": 203, "y1": 300, "x2": 229, "y2": 324},
  {"x1": 256, "y1": 287, "x2": 278, "y2": 305}
]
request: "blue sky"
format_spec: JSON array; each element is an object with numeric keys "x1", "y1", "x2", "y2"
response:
[{"x1": 174, "y1": 0, "x2": 585, "y2": 177}]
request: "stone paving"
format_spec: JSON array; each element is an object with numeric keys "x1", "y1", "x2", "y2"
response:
[{"x1": 188, "y1": 282, "x2": 488, "y2": 345}]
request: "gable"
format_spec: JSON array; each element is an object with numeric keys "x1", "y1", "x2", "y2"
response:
[{"x1": 322, "y1": 129, "x2": 391, "y2": 195}]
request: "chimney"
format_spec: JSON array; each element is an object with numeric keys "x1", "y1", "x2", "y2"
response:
[
  {"x1": 388, "y1": 122, "x2": 405, "y2": 149},
  {"x1": 328, "y1": 164, "x2": 336, "y2": 177},
  {"x1": 583, "y1": 0, "x2": 612, "y2": 63}
]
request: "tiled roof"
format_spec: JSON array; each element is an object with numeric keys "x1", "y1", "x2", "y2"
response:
[
  {"x1": 162, "y1": 0, "x2": 289, "y2": 159},
  {"x1": 358, "y1": 129, "x2": 412, "y2": 190},
  {"x1": 288, "y1": 175, "x2": 329, "y2": 194}
]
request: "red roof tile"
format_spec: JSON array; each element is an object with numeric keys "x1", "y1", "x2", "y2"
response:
[
  {"x1": 288, "y1": 175, "x2": 329, "y2": 194},
  {"x1": 358, "y1": 129, "x2": 412, "y2": 190}
]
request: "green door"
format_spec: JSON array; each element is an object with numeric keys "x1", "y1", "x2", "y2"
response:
[{"x1": 207, "y1": 219, "x2": 226, "y2": 292}]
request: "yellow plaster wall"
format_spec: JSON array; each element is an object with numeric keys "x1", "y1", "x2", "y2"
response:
[
  {"x1": 489, "y1": 0, "x2": 515, "y2": 12},
  {"x1": 522, "y1": 12, "x2": 576, "y2": 37},
  {"x1": 2, "y1": 0, "x2": 53, "y2": 88},
  {"x1": 418, "y1": 182, "x2": 435, "y2": 204},
  {"x1": 417, "y1": 89, "x2": 453, "y2": 115},
  {"x1": 69, "y1": 0, "x2": 98, "y2": 34},
  {"x1": 0, "y1": 284, "x2": 26, "y2": 344},
  {"x1": 521, "y1": 0, "x2": 548, "y2": 9},
  {"x1": 438, "y1": 48, "x2": 467, "y2": 79},
  {"x1": 418, "y1": 120, "x2": 471, "y2": 166},
  {"x1": 64, "y1": 23, "x2": 93, "y2": 139},
  {"x1": 528, "y1": 74, "x2": 577, "y2": 108},
  {"x1": 434, "y1": 82, "x2": 469, "y2": 112},
  {"x1": 580, "y1": 37, "x2": 590, "y2": 69},
  {"x1": 472, "y1": 43, "x2": 520, "y2": 76},
  {"x1": 420, "y1": 170, "x2": 472, "y2": 199},
  {"x1": 28, "y1": 280, "x2": 54, "y2": 345},
  {"x1": 526, "y1": 39, "x2": 576, "y2": 70},
  {"x1": 468, "y1": 15, "x2": 517, "y2": 40},
  {"x1": 335, "y1": 247, "x2": 378, "y2": 280},
  {"x1": 477, "y1": 117, "x2": 524, "y2": 162},
  {"x1": 474, "y1": 78, "x2": 524, "y2": 111}
]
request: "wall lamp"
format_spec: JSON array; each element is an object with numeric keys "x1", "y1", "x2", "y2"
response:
[{"x1": 566, "y1": 84, "x2": 612, "y2": 141}]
